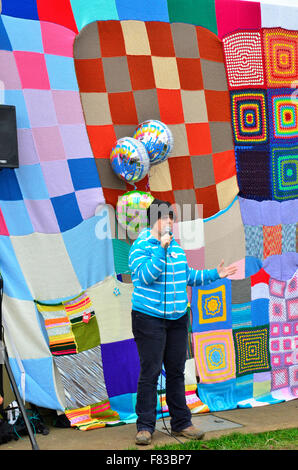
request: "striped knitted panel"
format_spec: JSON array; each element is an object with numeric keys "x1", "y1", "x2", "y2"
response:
[
  {"x1": 35, "y1": 292, "x2": 100, "y2": 355},
  {"x1": 54, "y1": 346, "x2": 108, "y2": 409},
  {"x1": 65, "y1": 400, "x2": 120, "y2": 430}
]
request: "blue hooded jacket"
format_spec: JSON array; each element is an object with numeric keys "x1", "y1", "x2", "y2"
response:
[{"x1": 129, "y1": 228, "x2": 220, "y2": 320}]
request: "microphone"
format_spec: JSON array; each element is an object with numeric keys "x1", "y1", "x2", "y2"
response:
[{"x1": 162, "y1": 226, "x2": 172, "y2": 250}]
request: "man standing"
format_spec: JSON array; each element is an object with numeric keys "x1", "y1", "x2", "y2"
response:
[{"x1": 129, "y1": 199, "x2": 237, "y2": 445}]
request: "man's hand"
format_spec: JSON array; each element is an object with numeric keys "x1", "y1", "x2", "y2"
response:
[
  {"x1": 217, "y1": 259, "x2": 237, "y2": 278},
  {"x1": 160, "y1": 233, "x2": 173, "y2": 249}
]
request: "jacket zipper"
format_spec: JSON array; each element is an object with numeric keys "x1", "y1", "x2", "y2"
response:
[{"x1": 167, "y1": 252, "x2": 176, "y2": 312}]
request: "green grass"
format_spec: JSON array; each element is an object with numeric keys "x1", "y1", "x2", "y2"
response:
[{"x1": 152, "y1": 428, "x2": 298, "y2": 451}]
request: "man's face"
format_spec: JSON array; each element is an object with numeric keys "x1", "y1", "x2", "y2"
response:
[{"x1": 156, "y1": 215, "x2": 174, "y2": 235}]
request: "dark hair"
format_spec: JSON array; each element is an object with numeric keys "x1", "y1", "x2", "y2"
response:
[{"x1": 146, "y1": 198, "x2": 175, "y2": 228}]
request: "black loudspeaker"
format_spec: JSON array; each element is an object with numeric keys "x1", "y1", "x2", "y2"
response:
[{"x1": 0, "y1": 105, "x2": 19, "y2": 168}]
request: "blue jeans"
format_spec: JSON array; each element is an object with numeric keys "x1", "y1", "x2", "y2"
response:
[{"x1": 131, "y1": 310, "x2": 192, "y2": 434}]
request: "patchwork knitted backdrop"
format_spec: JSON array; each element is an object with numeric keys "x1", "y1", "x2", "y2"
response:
[{"x1": 0, "y1": 0, "x2": 297, "y2": 428}]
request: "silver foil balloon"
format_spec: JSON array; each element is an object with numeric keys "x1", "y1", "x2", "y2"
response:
[
  {"x1": 133, "y1": 120, "x2": 174, "y2": 166},
  {"x1": 110, "y1": 137, "x2": 150, "y2": 184}
]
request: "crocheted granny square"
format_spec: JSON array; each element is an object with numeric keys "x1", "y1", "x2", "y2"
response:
[
  {"x1": 233, "y1": 326, "x2": 271, "y2": 376},
  {"x1": 263, "y1": 28, "x2": 298, "y2": 88},
  {"x1": 193, "y1": 329, "x2": 236, "y2": 383},
  {"x1": 223, "y1": 31, "x2": 265, "y2": 89},
  {"x1": 271, "y1": 146, "x2": 298, "y2": 201},
  {"x1": 231, "y1": 90, "x2": 268, "y2": 145},
  {"x1": 267, "y1": 88, "x2": 298, "y2": 142}
]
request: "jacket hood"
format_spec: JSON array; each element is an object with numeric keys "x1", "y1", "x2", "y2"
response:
[{"x1": 138, "y1": 228, "x2": 158, "y2": 244}]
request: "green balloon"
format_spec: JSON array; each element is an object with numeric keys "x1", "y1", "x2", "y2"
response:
[{"x1": 116, "y1": 190, "x2": 154, "y2": 234}]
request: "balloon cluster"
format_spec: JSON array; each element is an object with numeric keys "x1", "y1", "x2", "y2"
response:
[
  {"x1": 111, "y1": 120, "x2": 174, "y2": 235},
  {"x1": 110, "y1": 120, "x2": 174, "y2": 184}
]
